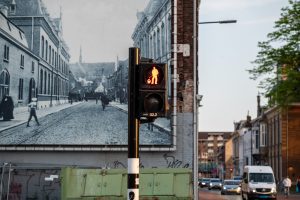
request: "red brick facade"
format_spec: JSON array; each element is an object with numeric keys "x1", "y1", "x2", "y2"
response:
[{"x1": 175, "y1": 0, "x2": 198, "y2": 113}]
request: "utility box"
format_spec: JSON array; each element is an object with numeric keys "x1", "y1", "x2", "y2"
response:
[{"x1": 61, "y1": 168, "x2": 192, "y2": 200}]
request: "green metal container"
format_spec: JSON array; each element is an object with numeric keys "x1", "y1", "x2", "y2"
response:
[{"x1": 61, "y1": 168, "x2": 193, "y2": 200}]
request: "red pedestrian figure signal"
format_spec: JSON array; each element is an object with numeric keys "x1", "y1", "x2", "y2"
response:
[
  {"x1": 147, "y1": 66, "x2": 159, "y2": 85},
  {"x1": 138, "y1": 63, "x2": 168, "y2": 118}
]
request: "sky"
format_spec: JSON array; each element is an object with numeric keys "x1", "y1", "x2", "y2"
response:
[
  {"x1": 43, "y1": 0, "x2": 149, "y2": 63},
  {"x1": 198, "y1": 0, "x2": 290, "y2": 132},
  {"x1": 43, "y1": 0, "x2": 290, "y2": 132}
]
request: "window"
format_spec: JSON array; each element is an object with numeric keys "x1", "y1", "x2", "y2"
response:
[
  {"x1": 157, "y1": 28, "x2": 161, "y2": 59},
  {"x1": 45, "y1": 41, "x2": 48, "y2": 61},
  {"x1": 31, "y1": 61, "x2": 35, "y2": 73},
  {"x1": 44, "y1": 71, "x2": 47, "y2": 94},
  {"x1": 52, "y1": 49, "x2": 54, "y2": 66},
  {"x1": 48, "y1": 74, "x2": 50, "y2": 94},
  {"x1": 49, "y1": 46, "x2": 51, "y2": 64},
  {"x1": 153, "y1": 32, "x2": 156, "y2": 59},
  {"x1": 4, "y1": 45, "x2": 9, "y2": 61},
  {"x1": 0, "y1": 70, "x2": 10, "y2": 99},
  {"x1": 10, "y1": 4, "x2": 16, "y2": 14},
  {"x1": 18, "y1": 79, "x2": 24, "y2": 100},
  {"x1": 7, "y1": 21, "x2": 11, "y2": 31},
  {"x1": 41, "y1": 36, "x2": 44, "y2": 58},
  {"x1": 19, "y1": 31, "x2": 23, "y2": 40},
  {"x1": 260, "y1": 123, "x2": 266, "y2": 147},
  {"x1": 20, "y1": 54, "x2": 24, "y2": 68},
  {"x1": 149, "y1": 36, "x2": 152, "y2": 58},
  {"x1": 255, "y1": 130, "x2": 259, "y2": 149},
  {"x1": 40, "y1": 69, "x2": 43, "y2": 94},
  {"x1": 161, "y1": 23, "x2": 165, "y2": 57}
]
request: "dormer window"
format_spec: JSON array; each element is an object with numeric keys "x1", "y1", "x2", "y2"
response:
[
  {"x1": 7, "y1": 21, "x2": 11, "y2": 31},
  {"x1": 19, "y1": 31, "x2": 23, "y2": 40},
  {"x1": 10, "y1": 4, "x2": 16, "y2": 14}
]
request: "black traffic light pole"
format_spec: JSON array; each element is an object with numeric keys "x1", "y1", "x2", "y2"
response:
[{"x1": 128, "y1": 47, "x2": 140, "y2": 200}]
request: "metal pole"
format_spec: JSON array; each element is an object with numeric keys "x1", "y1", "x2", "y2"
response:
[
  {"x1": 193, "y1": 0, "x2": 199, "y2": 199},
  {"x1": 0, "y1": 163, "x2": 7, "y2": 200},
  {"x1": 128, "y1": 47, "x2": 140, "y2": 200},
  {"x1": 6, "y1": 164, "x2": 11, "y2": 200}
]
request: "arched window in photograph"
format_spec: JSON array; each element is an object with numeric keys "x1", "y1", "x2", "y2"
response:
[
  {"x1": 167, "y1": 14, "x2": 171, "y2": 54},
  {"x1": 157, "y1": 28, "x2": 161, "y2": 59},
  {"x1": 40, "y1": 69, "x2": 43, "y2": 94},
  {"x1": 45, "y1": 41, "x2": 48, "y2": 61},
  {"x1": 161, "y1": 23, "x2": 165, "y2": 58},
  {"x1": 153, "y1": 32, "x2": 156, "y2": 59},
  {"x1": 44, "y1": 71, "x2": 47, "y2": 94},
  {"x1": 48, "y1": 73, "x2": 51, "y2": 94},
  {"x1": 41, "y1": 36, "x2": 44, "y2": 58},
  {"x1": 0, "y1": 70, "x2": 10, "y2": 99}
]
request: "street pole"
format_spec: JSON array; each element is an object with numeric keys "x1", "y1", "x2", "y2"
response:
[{"x1": 128, "y1": 47, "x2": 140, "y2": 200}]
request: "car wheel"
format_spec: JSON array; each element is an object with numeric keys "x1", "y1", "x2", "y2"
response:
[{"x1": 208, "y1": 188, "x2": 211, "y2": 190}]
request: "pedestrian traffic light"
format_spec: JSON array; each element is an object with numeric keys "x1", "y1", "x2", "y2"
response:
[{"x1": 138, "y1": 63, "x2": 168, "y2": 118}]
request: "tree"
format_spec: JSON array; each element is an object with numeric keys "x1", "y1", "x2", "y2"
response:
[{"x1": 248, "y1": 0, "x2": 300, "y2": 107}]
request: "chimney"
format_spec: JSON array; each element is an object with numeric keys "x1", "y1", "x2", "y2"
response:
[
  {"x1": 0, "y1": 5, "x2": 9, "y2": 17},
  {"x1": 257, "y1": 95, "x2": 261, "y2": 117}
]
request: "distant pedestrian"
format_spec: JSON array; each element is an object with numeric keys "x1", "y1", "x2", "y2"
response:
[
  {"x1": 283, "y1": 176, "x2": 291, "y2": 197},
  {"x1": 0, "y1": 95, "x2": 14, "y2": 121},
  {"x1": 296, "y1": 176, "x2": 300, "y2": 193},
  {"x1": 27, "y1": 98, "x2": 40, "y2": 127}
]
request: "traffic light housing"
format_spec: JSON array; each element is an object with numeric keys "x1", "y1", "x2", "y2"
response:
[{"x1": 138, "y1": 63, "x2": 168, "y2": 118}]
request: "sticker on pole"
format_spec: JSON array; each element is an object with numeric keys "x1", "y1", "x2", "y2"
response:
[{"x1": 128, "y1": 189, "x2": 139, "y2": 200}]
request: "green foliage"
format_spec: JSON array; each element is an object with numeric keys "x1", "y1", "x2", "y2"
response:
[{"x1": 248, "y1": 0, "x2": 300, "y2": 107}]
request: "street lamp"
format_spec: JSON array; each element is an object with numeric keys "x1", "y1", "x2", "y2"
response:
[
  {"x1": 196, "y1": 19, "x2": 237, "y2": 195},
  {"x1": 198, "y1": 20, "x2": 237, "y2": 24}
]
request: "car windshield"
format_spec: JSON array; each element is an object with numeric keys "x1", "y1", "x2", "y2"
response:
[
  {"x1": 203, "y1": 178, "x2": 210, "y2": 182},
  {"x1": 249, "y1": 173, "x2": 274, "y2": 183},
  {"x1": 211, "y1": 179, "x2": 221, "y2": 183},
  {"x1": 224, "y1": 181, "x2": 240, "y2": 185},
  {"x1": 233, "y1": 177, "x2": 242, "y2": 181}
]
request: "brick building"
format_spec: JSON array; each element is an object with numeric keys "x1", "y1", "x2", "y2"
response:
[
  {"x1": 256, "y1": 104, "x2": 300, "y2": 182},
  {"x1": 0, "y1": 10, "x2": 39, "y2": 106},
  {"x1": 0, "y1": 0, "x2": 71, "y2": 108},
  {"x1": 198, "y1": 132, "x2": 231, "y2": 178}
]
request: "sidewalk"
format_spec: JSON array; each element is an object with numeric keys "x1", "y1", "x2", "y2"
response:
[
  {"x1": 0, "y1": 102, "x2": 82, "y2": 132},
  {"x1": 110, "y1": 101, "x2": 171, "y2": 132}
]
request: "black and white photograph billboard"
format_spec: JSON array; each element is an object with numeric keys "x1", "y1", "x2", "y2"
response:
[{"x1": 0, "y1": 0, "x2": 174, "y2": 149}]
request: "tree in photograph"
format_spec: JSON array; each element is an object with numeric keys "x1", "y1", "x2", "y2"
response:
[{"x1": 248, "y1": 0, "x2": 300, "y2": 107}]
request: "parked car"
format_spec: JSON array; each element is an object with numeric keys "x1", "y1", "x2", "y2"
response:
[
  {"x1": 199, "y1": 178, "x2": 210, "y2": 188},
  {"x1": 233, "y1": 176, "x2": 243, "y2": 182},
  {"x1": 241, "y1": 166, "x2": 277, "y2": 200},
  {"x1": 221, "y1": 180, "x2": 241, "y2": 195},
  {"x1": 208, "y1": 178, "x2": 222, "y2": 190}
]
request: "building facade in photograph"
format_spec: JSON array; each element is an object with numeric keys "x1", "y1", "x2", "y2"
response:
[
  {"x1": 0, "y1": 10, "x2": 39, "y2": 106},
  {"x1": 0, "y1": 0, "x2": 70, "y2": 108},
  {"x1": 132, "y1": 0, "x2": 172, "y2": 98}
]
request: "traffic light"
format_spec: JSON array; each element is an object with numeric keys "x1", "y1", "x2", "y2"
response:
[{"x1": 138, "y1": 63, "x2": 168, "y2": 118}]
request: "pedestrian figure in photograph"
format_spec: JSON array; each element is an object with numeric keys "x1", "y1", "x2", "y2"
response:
[
  {"x1": 296, "y1": 176, "x2": 300, "y2": 193},
  {"x1": 100, "y1": 94, "x2": 109, "y2": 111},
  {"x1": 283, "y1": 176, "x2": 291, "y2": 198},
  {"x1": 0, "y1": 95, "x2": 14, "y2": 121},
  {"x1": 27, "y1": 98, "x2": 40, "y2": 127}
]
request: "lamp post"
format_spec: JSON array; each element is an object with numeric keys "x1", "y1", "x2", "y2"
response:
[
  {"x1": 196, "y1": 19, "x2": 237, "y2": 197},
  {"x1": 198, "y1": 20, "x2": 237, "y2": 24}
]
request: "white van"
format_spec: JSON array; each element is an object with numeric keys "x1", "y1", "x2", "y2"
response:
[{"x1": 241, "y1": 166, "x2": 277, "y2": 200}]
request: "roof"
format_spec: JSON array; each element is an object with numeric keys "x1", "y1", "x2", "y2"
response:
[
  {"x1": 0, "y1": 11, "x2": 28, "y2": 47},
  {"x1": 0, "y1": 0, "x2": 44, "y2": 16}
]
